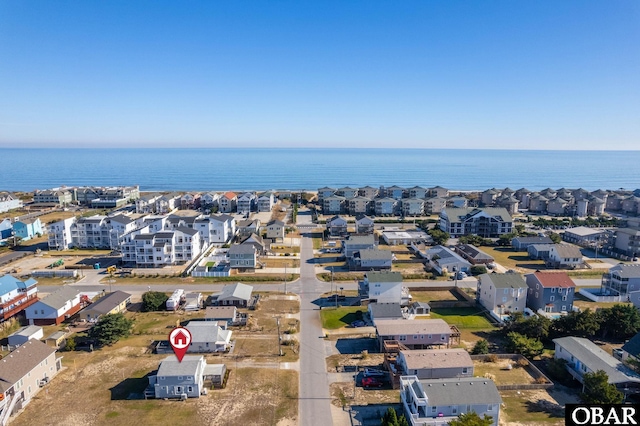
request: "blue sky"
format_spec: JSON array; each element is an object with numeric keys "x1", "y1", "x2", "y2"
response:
[{"x1": 0, "y1": 1, "x2": 638, "y2": 149}]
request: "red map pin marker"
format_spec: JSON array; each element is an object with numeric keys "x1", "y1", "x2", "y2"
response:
[{"x1": 169, "y1": 327, "x2": 192, "y2": 362}]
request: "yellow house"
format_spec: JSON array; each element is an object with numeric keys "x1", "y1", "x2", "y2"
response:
[{"x1": 80, "y1": 291, "x2": 131, "y2": 322}]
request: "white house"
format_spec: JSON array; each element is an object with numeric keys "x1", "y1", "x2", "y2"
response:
[
  {"x1": 26, "y1": 285, "x2": 82, "y2": 325},
  {"x1": 185, "y1": 321, "x2": 232, "y2": 353}
]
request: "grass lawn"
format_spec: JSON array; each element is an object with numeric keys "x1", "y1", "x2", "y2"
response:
[
  {"x1": 429, "y1": 307, "x2": 496, "y2": 329},
  {"x1": 501, "y1": 391, "x2": 565, "y2": 425},
  {"x1": 320, "y1": 307, "x2": 366, "y2": 329},
  {"x1": 573, "y1": 289, "x2": 632, "y2": 310},
  {"x1": 473, "y1": 359, "x2": 537, "y2": 385},
  {"x1": 410, "y1": 290, "x2": 459, "y2": 303},
  {"x1": 479, "y1": 246, "x2": 546, "y2": 271}
]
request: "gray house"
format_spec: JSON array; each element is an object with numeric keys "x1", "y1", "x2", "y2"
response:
[
  {"x1": 227, "y1": 243, "x2": 257, "y2": 270},
  {"x1": 352, "y1": 248, "x2": 393, "y2": 271},
  {"x1": 343, "y1": 234, "x2": 376, "y2": 257},
  {"x1": 525, "y1": 271, "x2": 575, "y2": 314},
  {"x1": 149, "y1": 355, "x2": 207, "y2": 399},
  {"x1": 528, "y1": 243, "x2": 553, "y2": 260},
  {"x1": 367, "y1": 303, "x2": 404, "y2": 321},
  {"x1": 400, "y1": 376, "x2": 502, "y2": 426},
  {"x1": 397, "y1": 348, "x2": 474, "y2": 379},
  {"x1": 185, "y1": 321, "x2": 232, "y2": 353},
  {"x1": 327, "y1": 216, "x2": 348, "y2": 237},
  {"x1": 216, "y1": 283, "x2": 253, "y2": 307},
  {"x1": 601, "y1": 264, "x2": 640, "y2": 297},
  {"x1": 477, "y1": 272, "x2": 528, "y2": 322},
  {"x1": 511, "y1": 236, "x2": 553, "y2": 251}
]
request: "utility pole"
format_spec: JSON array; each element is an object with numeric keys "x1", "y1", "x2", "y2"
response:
[
  {"x1": 284, "y1": 263, "x2": 287, "y2": 294},
  {"x1": 331, "y1": 266, "x2": 334, "y2": 295},
  {"x1": 275, "y1": 316, "x2": 283, "y2": 356}
]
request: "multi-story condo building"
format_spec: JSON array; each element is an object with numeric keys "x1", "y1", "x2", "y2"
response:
[
  {"x1": 439, "y1": 207, "x2": 512, "y2": 238},
  {"x1": 385, "y1": 186, "x2": 406, "y2": 200},
  {"x1": 401, "y1": 198, "x2": 424, "y2": 216},
  {"x1": 33, "y1": 188, "x2": 73, "y2": 206},
  {"x1": 121, "y1": 228, "x2": 202, "y2": 268},
  {"x1": 47, "y1": 217, "x2": 75, "y2": 251},
  {"x1": 257, "y1": 192, "x2": 275, "y2": 212},
  {"x1": 323, "y1": 196, "x2": 345, "y2": 215},
  {"x1": 348, "y1": 197, "x2": 372, "y2": 215},
  {"x1": 408, "y1": 186, "x2": 428, "y2": 199},
  {"x1": 374, "y1": 198, "x2": 398, "y2": 216},
  {"x1": 194, "y1": 214, "x2": 236, "y2": 245},
  {"x1": 317, "y1": 187, "x2": 337, "y2": 204},
  {"x1": 237, "y1": 192, "x2": 256, "y2": 213},
  {"x1": 200, "y1": 192, "x2": 220, "y2": 211},
  {"x1": 614, "y1": 228, "x2": 640, "y2": 258},
  {"x1": 136, "y1": 194, "x2": 162, "y2": 214},
  {"x1": 336, "y1": 187, "x2": 359, "y2": 199},
  {"x1": 359, "y1": 186, "x2": 379, "y2": 199}
]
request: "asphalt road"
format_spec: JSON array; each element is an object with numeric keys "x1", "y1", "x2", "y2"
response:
[{"x1": 296, "y1": 209, "x2": 334, "y2": 426}]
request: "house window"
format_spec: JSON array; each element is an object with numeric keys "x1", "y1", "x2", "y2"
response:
[
  {"x1": 562, "y1": 305, "x2": 567, "y2": 311},
  {"x1": 462, "y1": 368, "x2": 468, "y2": 374},
  {"x1": 558, "y1": 288, "x2": 563, "y2": 294},
  {"x1": 431, "y1": 407, "x2": 437, "y2": 414},
  {"x1": 488, "y1": 404, "x2": 495, "y2": 412},
  {"x1": 562, "y1": 296, "x2": 567, "y2": 301},
  {"x1": 187, "y1": 376, "x2": 193, "y2": 380},
  {"x1": 504, "y1": 289, "x2": 508, "y2": 294},
  {"x1": 188, "y1": 386, "x2": 193, "y2": 392},
  {"x1": 441, "y1": 335, "x2": 446, "y2": 341},
  {"x1": 550, "y1": 296, "x2": 555, "y2": 301},
  {"x1": 176, "y1": 386, "x2": 182, "y2": 393},
  {"x1": 428, "y1": 334, "x2": 432, "y2": 339},
  {"x1": 502, "y1": 297, "x2": 507, "y2": 303},
  {"x1": 178, "y1": 376, "x2": 183, "y2": 380},
  {"x1": 452, "y1": 406, "x2": 458, "y2": 414},
  {"x1": 536, "y1": 284, "x2": 539, "y2": 290},
  {"x1": 535, "y1": 292, "x2": 538, "y2": 298},
  {"x1": 399, "y1": 335, "x2": 406, "y2": 341},
  {"x1": 551, "y1": 288, "x2": 555, "y2": 293}
]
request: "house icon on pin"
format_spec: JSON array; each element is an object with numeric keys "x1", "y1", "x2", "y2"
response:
[{"x1": 174, "y1": 329, "x2": 189, "y2": 346}]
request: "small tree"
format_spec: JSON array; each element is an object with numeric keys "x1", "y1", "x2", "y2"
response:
[
  {"x1": 470, "y1": 265, "x2": 488, "y2": 276},
  {"x1": 505, "y1": 332, "x2": 544, "y2": 359},
  {"x1": 142, "y1": 291, "x2": 169, "y2": 312},
  {"x1": 427, "y1": 229, "x2": 449, "y2": 246},
  {"x1": 65, "y1": 336, "x2": 76, "y2": 351},
  {"x1": 381, "y1": 408, "x2": 409, "y2": 426},
  {"x1": 90, "y1": 313, "x2": 134, "y2": 346},
  {"x1": 549, "y1": 232, "x2": 562, "y2": 243},
  {"x1": 471, "y1": 339, "x2": 489, "y2": 355},
  {"x1": 449, "y1": 411, "x2": 493, "y2": 426},
  {"x1": 580, "y1": 370, "x2": 624, "y2": 404}
]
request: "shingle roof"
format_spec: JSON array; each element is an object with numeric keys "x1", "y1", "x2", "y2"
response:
[
  {"x1": 609, "y1": 264, "x2": 640, "y2": 279},
  {"x1": 375, "y1": 319, "x2": 451, "y2": 336},
  {"x1": 444, "y1": 207, "x2": 512, "y2": 223},
  {"x1": 9, "y1": 325, "x2": 42, "y2": 338},
  {"x1": 564, "y1": 226, "x2": 606, "y2": 237},
  {"x1": 513, "y1": 236, "x2": 554, "y2": 244},
  {"x1": 528, "y1": 272, "x2": 576, "y2": 289},
  {"x1": 419, "y1": 377, "x2": 502, "y2": 406},
  {"x1": 366, "y1": 271, "x2": 402, "y2": 283},
  {"x1": 157, "y1": 355, "x2": 204, "y2": 377},
  {"x1": 228, "y1": 244, "x2": 256, "y2": 255},
  {"x1": 0, "y1": 340, "x2": 56, "y2": 392},
  {"x1": 359, "y1": 249, "x2": 393, "y2": 261},
  {"x1": 552, "y1": 244, "x2": 583, "y2": 259},
  {"x1": 345, "y1": 235, "x2": 375, "y2": 245},
  {"x1": 185, "y1": 321, "x2": 232, "y2": 344},
  {"x1": 481, "y1": 272, "x2": 528, "y2": 289},
  {"x1": 85, "y1": 291, "x2": 131, "y2": 315},
  {"x1": 554, "y1": 336, "x2": 640, "y2": 385},
  {"x1": 401, "y1": 348, "x2": 473, "y2": 370},
  {"x1": 38, "y1": 285, "x2": 81, "y2": 310},
  {"x1": 205, "y1": 306, "x2": 237, "y2": 320},
  {"x1": 368, "y1": 303, "x2": 403, "y2": 319},
  {"x1": 218, "y1": 283, "x2": 253, "y2": 302}
]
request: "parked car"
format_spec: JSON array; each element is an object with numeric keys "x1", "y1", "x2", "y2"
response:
[
  {"x1": 350, "y1": 320, "x2": 365, "y2": 328},
  {"x1": 361, "y1": 377, "x2": 384, "y2": 388},
  {"x1": 363, "y1": 368, "x2": 386, "y2": 378}
]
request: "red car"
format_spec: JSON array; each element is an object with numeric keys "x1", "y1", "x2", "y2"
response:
[{"x1": 361, "y1": 377, "x2": 384, "y2": 388}]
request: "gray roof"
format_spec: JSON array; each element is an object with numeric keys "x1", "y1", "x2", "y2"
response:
[
  {"x1": 359, "y1": 249, "x2": 393, "y2": 261},
  {"x1": 455, "y1": 244, "x2": 494, "y2": 261},
  {"x1": 176, "y1": 226, "x2": 199, "y2": 236},
  {"x1": 443, "y1": 207, "x2": 512, "y2": 223},
  {"x1": 205, "y1": 306, "x2": 237, "y2": 320},
  {"x1": 267, "y1": 219, "x2": 285, "y2": 226},
  {"x1": 368, "y1": 303, "x2": 403, "y2": 319},
  {"x1": 554, "y1": 336, "x2": 640, "y2": 385},
  {"x1": 345, "y1": 234, "x2": 375, "y2": 245},
  {"x1": 0, "y1": 340, "x2": 56, "y2": 392},
  {"x1": 228, "y1": 244, "x2": 256, "y2": 255},
  {"x1": 564, "y1": 226, "x2": 606, "y2": 237},
  {"x1": 419, "y1": 377, "x2": 502, "y2": 406},
  {"x1": 366, "y1": 271, "x2": 402, "y2": 283},
  {"x1": 480, "y1": 272, "x2": 528, "y2": 289},
  {"x1": 85, "y1": 291, "x2": 131, "y2": 315},
  {"x1": 218, "y1": 283, "x2": 253, "y2": 302},
  {"x1": 203, "y1": 363, "x2": 226, "y2": 377},
  {"x1": 185, "y1": 321, "x2": 231, "y2": 344},
  {"x1": 109, "y1": 215, "x2": 134, "y2": 224},
  {"x1": 609, "y1": 264, "x2": 640, "y2": 279},
  {"x1": 38, "y1": 285, "x2": 81, "y2": 310},
  {"x1": 513, "y1": 236, "x2": 554, "y2": 244},
  {"x1": 9, "y1": 325, "x2": 42, "y2": 338},
  {"x1": 552, "y1": 244, "x2": 583, "y2": 259},
  {"x1": 375, "y1": 319, "x2": 451, "y2": 336},
  {"x1": 157, "y1": 355, "x2": 204, "y2": 378},
  {"x1": 401, "y1": 349, "x2": 473, "y2": 370}
]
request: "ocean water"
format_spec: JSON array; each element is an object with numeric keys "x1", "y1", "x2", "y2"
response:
[{"x1": 1, "y1": 148, "x2": 639, "y2": 192}]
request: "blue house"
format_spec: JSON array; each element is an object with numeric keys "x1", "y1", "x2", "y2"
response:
[
  {"x1": 0, "y1": 218, "x2": 12, "y2": 240},
  {"x1": 525, "y1": 271, "x2": 576, "y2": 314},
  {"x1": 13, "y1": 218, "x2": 44, "y2": 241}
]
